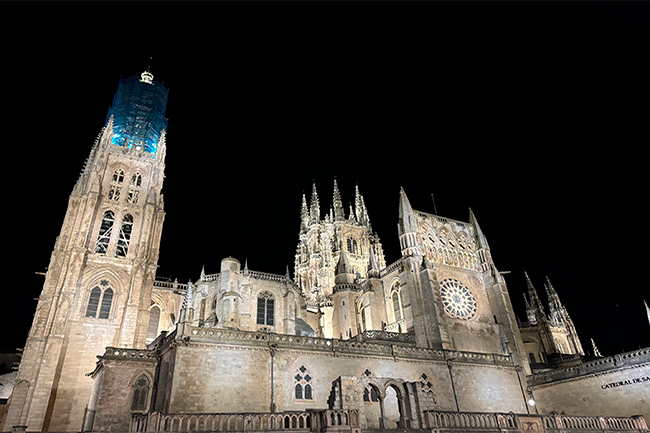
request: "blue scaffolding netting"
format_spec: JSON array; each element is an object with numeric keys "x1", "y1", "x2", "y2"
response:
[{"x1": 106, "y1": 75, "x2": 169, "y2": 154}]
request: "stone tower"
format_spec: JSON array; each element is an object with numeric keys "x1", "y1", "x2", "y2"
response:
[
  {"x1": 520, "y1": 273, "x2": 585, "y2": 367},
  {"x1": 5, "y1": 70, "x2": 169, "y2": 432},
  {"x1": 294, "y1": 180, "x2": 386, "y2": 338}
]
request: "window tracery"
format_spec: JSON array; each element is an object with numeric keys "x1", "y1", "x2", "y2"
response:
[
  {"x1": 115, "y1": 214, "x2": 133, "y2": 258},
  {"x1": 86, "y1": 282, "x2": 114, "y2": 319},
  {"x1": 131, "y1": 375, "x2": 150, "y2": 411},
  {"x1": 257, "y1": 291, "x2": 274, "y2": 326},
  {"x1": 439, "y1": 279, "x2": 477, "y2": 320},
  {"x1": 127, "y1": 172, "x2": 143, "y2": 204},
  {"x1": 95, "y1": 211, "x2": 115, "y2": 254},
  {"x1": 363, "y1": 384, "x2": 379, "y2": 402},
  {"x1": 294, "y1": 365, "x2": 313, "y2": 401},
  {"x1": 108, "y1": 169, "x2": 125, "y2": 202}
]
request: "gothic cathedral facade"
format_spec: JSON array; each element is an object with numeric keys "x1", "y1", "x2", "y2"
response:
[{"x1": 6, "y1": 70, "x2": 610, "y2": 433}]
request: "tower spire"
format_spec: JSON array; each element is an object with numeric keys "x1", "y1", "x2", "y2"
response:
[
  {"x1": 332, "y1": 178, "x2": 345, "y2": 221},
  {"x1": 645, "y1": 299, "x2": 650, "y2": 328},
  {"x1": 525, "y1": 271, "x2": 546, "y2": 323},
  {"x1": 309, "y1": 182, "x2": 320, "y2": 223},
  {"x1": 300, "y1": 193, "x2": 309, "y2": 231}
]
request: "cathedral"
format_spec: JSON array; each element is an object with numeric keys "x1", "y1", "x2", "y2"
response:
[{"x1": 3, "y1": 70, "x2": 648, "y2": 433}]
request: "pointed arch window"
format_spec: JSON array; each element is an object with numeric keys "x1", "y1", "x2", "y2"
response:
[
  {"x1": 128, "y1": 172, "x2": 143, "y2": 204},
  {"x1": 115, "y1": 214, "x2": 133, "y2": 258},
  {"x1": 86, "y1": 282, "x2": 114, "y2": 319},
  {"x1": 95, "y1": 211, "x2": 115, "y2": 254},
  {"x1": 391, "y1": 283, "x2": 403, "y2": 322},
  {"x1": 257, "y1": 291, "x2": 274, "y2": 326},
  {"x1": 131, "y1": 375, "x2": 150, "y2": 411},
  {"x1": 147, "y1": 305, "x2": 161, "y2": 341},
  {"x1": 108, "y1": 170, "x2": 125, "y2": 201},
  {"x1": 294, "y1": 365, "x2": 314, "y2": 401}
]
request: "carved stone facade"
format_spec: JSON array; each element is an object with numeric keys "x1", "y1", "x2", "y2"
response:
[{"x1": 4, "y1": 71, "x2": 648, "y2": 433}]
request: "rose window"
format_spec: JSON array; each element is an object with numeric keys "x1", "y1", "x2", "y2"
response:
[{"x1": 440, "y1": 279, "x2": 477, "y2": 320}]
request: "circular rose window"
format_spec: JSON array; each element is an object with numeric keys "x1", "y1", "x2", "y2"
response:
[{"x1": 440, "y1": 279, "x2": 477, "y2": 320}]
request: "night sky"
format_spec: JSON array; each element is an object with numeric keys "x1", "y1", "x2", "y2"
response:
[{"x1": 5, "y1": 6, "x2": 649, "y2": 358}]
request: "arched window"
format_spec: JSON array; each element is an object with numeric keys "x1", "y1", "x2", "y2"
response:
[
  {"x1": 529, "y1": 353, "x2": 536, "y2": 364},
  {"x1": 115, "y1": 214, "x2": 133, "y2": 258},
  {"x1": 353, "y1": 240, "x2": 358, "y2": 254},
  {"x1": 128, "y1": 172, "x2": 142, "y2": 204},
  {"x1": 95, "y1": 211, "x2": 115, "y2": 254},
  {"x1": 391, "y1": 284, "x2": 403, "y2": 322},
  {"x1": 131, "y1": 375, "x2": 150, "y2": 411},
  {"x1": 109, "y1": 170, "x2": 125, "y2": 201},
  {"x1": 147, "y1": 306, "x2": 161, "y2": 341},
  {"x1": 98, "y1": 288, "x2": 113, "y2": 319},
  {"x1": 86, "y1": 287, "x2": 101, "y2": 318},
  {"x1": 257, "y1": 292, "x2": 274, "y2": 326},
  {"x1": 130, "y1": 172, "x2": 142, "y2": 187},
  {"x1": 347, "y1": 238, "x2": 353, "y2": 252},
  {"x1": 294, "y1": 365, "x2": 314, "y2": 400},
  {"x1": 363, "y1": 385, "x2": 379, "y2": 402},
  {"x1": 86, "y1": 282, "x2": 114, "y2": 319}
]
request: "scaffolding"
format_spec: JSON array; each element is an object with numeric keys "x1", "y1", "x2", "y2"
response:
[{"x1": 106, "y1": 75, "x2": 169, "y2": 154}]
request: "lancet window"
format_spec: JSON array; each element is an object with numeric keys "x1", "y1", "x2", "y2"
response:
[
  {"x1": 131, "y1": 375, "x2": 150, "y2": 411},
  {"x1": 147, "y1": 305, "x2": 161, "y2": 341},
  {"x1": 257, "y1": 291, "x2": 274, "y2": 326},
  {"x1": 127, "y1": 172, "x2": 142, "y2": 204},
  {"x1": 363, "y1": 385, "x2": 379, "y2": 402},
  {"x1": 115, "y1": 214, "x2": 133, "y2": 258},
  {"x1": 95, "y1": 211, "x2": 115, "y2": 254},
  {"x1": 108, "y1": 169, "x2": 125, "y2": 201},
  {"x1": 294, "y1": 365, "x2": 313, "y2": 401},
  {"x1": 86, "y1": 280, "x2": 114, "y2": 319},
  {"x1": 391, "y1": 282, "x2": 403, "y2": 322}
]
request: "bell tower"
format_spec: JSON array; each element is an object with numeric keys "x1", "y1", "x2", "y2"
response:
[{"x1": 5, "y1": 70, "x2": 169, "y2": 432}]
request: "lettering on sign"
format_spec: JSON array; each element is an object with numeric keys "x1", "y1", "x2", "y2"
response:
[{"x1": 600, "y1": 376, "x2": 650, "y2": 390}]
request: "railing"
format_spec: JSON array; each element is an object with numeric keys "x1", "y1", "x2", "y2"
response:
[
  {"x1": 529, "y1": 347, "x2": 650, "y2": 386},
  {"x1": 425, "y1": 410, "x2": 648, "y2": 433},
  {"x1": 130, "y1": 409, "x2": 360, "y2": 432},
  {"x1": 154, "y1": 279, "x2": 190, "y2": 292},
  {"x1": 425, "y1": 410, "x2": 517, "y2": 431},
  {"x1": 352, "y1": 329, "x2": 415, "y2": 343},
  {"x1": 184, "y1": 328, "x2": 512, "y2": 367}
]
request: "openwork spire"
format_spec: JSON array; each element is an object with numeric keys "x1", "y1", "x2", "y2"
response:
[
  {"x1": 309, "y1": 182, "x2": 320, "y2": 223},
  {"x1": 525, "y1": 271, "x2": 546, "y2": 323},
  {"x1": 332, "y1": 178, "x2": 345, "y2": 221},
  {"x1": 645, "y1": 299, "x2": 650, "y2": 328},
  {"x1": 300, "y1": 193, "x2": 309, "y2": 231}
]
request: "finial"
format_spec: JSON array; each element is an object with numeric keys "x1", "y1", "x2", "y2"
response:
[
  {"x1": 140, "y1": 66, "x2": 154, "y2": 84},
  {"x1": 591, "y1": 338, "x2": 603, "y2": 357}
]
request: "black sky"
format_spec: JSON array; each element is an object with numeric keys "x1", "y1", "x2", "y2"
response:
[{"x1": 4, "y1": 6, "x2": 649, "y2": 357}]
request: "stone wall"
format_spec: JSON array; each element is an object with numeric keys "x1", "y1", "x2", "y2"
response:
[
  {"x1": 528, "y1": 347, "x2": 650, "y2": 420},
  {"x1": 160, "y1": 328, "x2": 528, "y2": 416}
]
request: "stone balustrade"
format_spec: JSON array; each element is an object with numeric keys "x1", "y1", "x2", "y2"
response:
[
  {"x1": 424, "y1": 410, "x2": 647, "y2": 433},
  {"x1": 154, "y1": 279, "x2": 190, "y2": 292},
  {"x1": 528, "y1": 347, "x2": 650, "y2": 387},
  {"x1": 183, "y1": 327, "x2": 512, "y2": 367},
  {"x1": 130, "y1": 408, "x2": 360, "y2": 433}
]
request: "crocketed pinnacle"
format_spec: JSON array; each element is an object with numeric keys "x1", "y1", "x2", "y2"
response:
[
  {"x1": 332, "y1": 178, "x2": 345, "y2": 222},
  {"x1": 310, "y1": 182, "x2": 320, "y2": 222}
]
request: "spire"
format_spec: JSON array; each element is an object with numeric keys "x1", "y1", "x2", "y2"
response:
[
  {"x1": 243, "y1": 258, "x2": 249, "y2": 275},
  {"x1": 351, "y1": 184, "x2": 372, "y2": 228},
  {"x1": 332, "y1": 178, "x2": 345, "y2": 221},
  {"x1": 469, "y1": 208, "x2": 490, "y2": 250},
  {"x1": 523, "y1": 292, "x2": 537, "y2": 325},
  {"x1": 179, "y1": 281, "x2": 194, "y2": 324},
  {"x1": 367, "y1": 245, "x2": 381, "y2": 279},
  {"x1": 335, "y1": 250, "x2": 356, "y2": 286},
  {"x1": 645, "y1": 300, "x2": 650, "y2": 328},
  {"x1": 545, "y1": 282, "x2": 561, "y2": 327},
  {"x1": 398, "y1": 187, "x2": 418, "y2": 236},
  {"x1": 300, "y1": 193, "x2": 309, "y2": 231},
  {"x1": 591, "y1": 338, "x2": 603, "y2": 357},
  {"x1": 200, "y1": 266, "x2": 206, "y2": 281},
  {"x1": 525, "y1": 271, "x2": 546, "y2": 322},
  {"x1": 309, "y1": 182, "x2": 320, "y2": 223}
]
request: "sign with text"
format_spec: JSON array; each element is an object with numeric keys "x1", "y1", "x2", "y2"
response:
[{"x1": 601, "y1": 375, "x2": 649, "y2": 390}]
